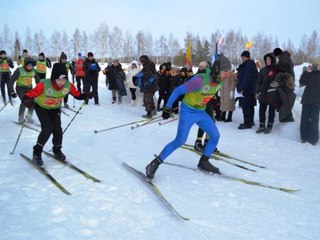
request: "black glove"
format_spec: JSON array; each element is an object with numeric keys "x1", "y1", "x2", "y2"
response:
[
  {"x1": 162, "y1": 107, "x2": 173, "y2": 120},
  {"x1": 10, "y1": 92, "x2": 17, "y2": 98},
  {"x1": 22, "y1": 96, "x2": 34, "y2": 109}
]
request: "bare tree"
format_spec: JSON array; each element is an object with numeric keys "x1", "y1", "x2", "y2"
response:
[
  {"x1": 94, "y1": 23, "x2": 109, "y2": 63},
  {"x1": 144, "y1": 32, "x2": 153, "y2": 56},
  {"x1": 71, "y1": 28, "x2": 82, "y2": 58},
  {"x1": 109, "y1": 26, "x2": 123, "y2": 60},
  {"x1": 158, "y1": 34, "x2": 168, "y2": 63},
  {"x1": 306, "y1": 30, "x2": 319, "y2": 61},
  {"x1": 50, "y1": 30, "x2": 63, "y2": 61},
  {"x1": 0, "y1": 24, "x2": 11, "y2": 55},
  {"x1": 24, "y1": 27, "x2": 33, "y2": 53},
  {"x1": 123, "y1": 30, "x2": 134, "y2": 62},
  {"x1": 13, "y1": 31, "x2": 21, "y2": 61},
  {"x1": 167, "y1": 33, "x2": 180, "y2": 63},
  {"x1": 81, "y1": 31, "x2": 88, "y2": 56}
]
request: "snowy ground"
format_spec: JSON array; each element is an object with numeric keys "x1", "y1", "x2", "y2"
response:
[{"x1": 0, "y1": 64, "x2": 319, "y2": 240}]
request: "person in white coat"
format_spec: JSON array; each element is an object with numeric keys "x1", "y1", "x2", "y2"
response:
[{"x1": 125, "y1": 60, "x2": 140, "y2": 106}]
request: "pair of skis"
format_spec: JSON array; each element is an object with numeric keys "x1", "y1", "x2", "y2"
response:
[{"x1": 20, "y1": 151, "x2": 101, "y2": 195}]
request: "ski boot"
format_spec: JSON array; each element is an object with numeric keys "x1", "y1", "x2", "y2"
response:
[
  {"x1": 33, "y1": 144, "x2": 44, "y2": 166},
  {"x1": 146, "y1": 155, "x2": 162, "y2": 179},
  {"x1": 53, "y1": 145, "x2": 66, "y2": 161},
  {"x1": 197, "y1": 155, "x2": 221, "y2": 174},
  {"x1": 142, "y1": 111, "x2": 153, "y2": 119},
  {"x1": 264, "y1": 123, "x2": 273, "y2": 134},
  {"x1": 194, "y1": 140, "x2": 204, "y2": 152}
]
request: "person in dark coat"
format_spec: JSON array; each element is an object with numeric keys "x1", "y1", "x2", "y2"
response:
[
  {"x1": 0, "y1": 50, "x2": 14, "y2": 104},
  {"x1": 236, "y1": 51, "x2": 258, "y2": 129},
  {"x1": 299, "y1": 63, "x2": 320, "y2": 145},
  {"x1": 273, "y1": 47, "x2": 296, "y2": 122},
  {"x1": 157, "y1": 63, "x2": 171, "y2": 111},
  {"x1": 106, "y1": 59, "x2": 126, "y2": 104},
  {"x1": 255, "y1": 53, "x2": 277, "y2": 134},
  {"x1": 83, "y1": 52, "x2": 101, "y2": 105},
  {"x1": 138, "y1": 55, "x2": 158, "y2": 118}
]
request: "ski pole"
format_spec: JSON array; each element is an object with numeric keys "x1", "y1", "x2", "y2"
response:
[
  {"x1": 63, "y1": 101, "x2": 85, "y2": 134},
  {"x1": 94, "y1": 119, "x2": 148, "y2": 133},
  {"x1": 131, "y1": 118, "x2": 164, "y2": 129},
  {"x1": 159, "y1": 117, "x2": 179, "y2": 126},
  {"x1": 60, "y1": 108, "x2": 70, "y2": 116},
  {"x1": 0, "y1": 101, "x2": 10, "y2": 113},
  {"x1": 10, "y1": 112, "x2": 29, "y2": 154}
]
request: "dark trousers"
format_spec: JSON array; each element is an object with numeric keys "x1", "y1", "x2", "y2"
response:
[
  {"x1": 143, "y1": 92, "x2": 155, "y2": 112},
  {"x1": 75, "y1": 76, "x2": 85, "y2": 92},
  {"x1": 34, "y1": 103, "x2": 62, "y2": 146},
  {"x1": 0, "y1": 73, "x2": 10, "y2": 100},
  {"x1": 259, "y1": 103, "x2": 275, "y2": 124},
  {"x1": 129, "y1": 88, "x2": 136, "y2": 100},
  {"x1": 84, "y1": 79, "x2": 99, "y2": 104},
  {"x1": 300, "y1": 104, "x2": 320, "y2": 144},
  {"x1": 157, "y1": 89, "x2": 169, "y2": 109},
  {"x1": 242, "y1": 94, "x2": 255, "y2": 125},
  {"x1": 38, "y1": 73, "x2": 46, "y2": 80},
  {"x1": 16, "y1": 86, "x2": 34, "y2": 118}
]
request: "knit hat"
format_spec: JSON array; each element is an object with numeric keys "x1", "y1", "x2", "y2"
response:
[
  {"x1": 0, "y1": 50, "x2": 6, "y2": 55},
  {"x1": 273, "y1": 48, "x2": 283, "y2": 56},
  {"x1": 212, "y1": 55, "x2": 232, "y2": 72},
  {"x1": 51, "y1": 63, "x2": 68, "y2": 81},
  {"x1": 77, "y1": 53, "x2": 82, "y2": 58},
  {"x1": 24, "y1": 57, "x2": 36, "y2": 67},
  {"x1": 60, "y1": 52, "x2": 67, "y2": 60},
  {"x1": 87, "y1": 52, "x2": 94, "y2": 57},
  {"x1": 241, "y1": 51, "x2": 250, "y2": 58},
  {"x1": 39, "y1": 52, "x2": 45, "y2": 57},
  {"x1": 23, "y1": 49, "x2": 28, "y2": 53}
]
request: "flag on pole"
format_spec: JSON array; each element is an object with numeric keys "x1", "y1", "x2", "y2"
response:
[
  {"x1": 185, "y1": 40, "x2": 192, "y2": 67},
  {"x1": 217, "y1": 35, "x2": 225, "y2": 46},
  {"x1": 245, "y1": 39, "x2": 253, "y2": 49}
]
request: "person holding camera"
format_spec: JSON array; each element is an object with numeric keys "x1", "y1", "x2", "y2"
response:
[{"x1": 299, "y1": 63, "x2": 320, "y2": 145}]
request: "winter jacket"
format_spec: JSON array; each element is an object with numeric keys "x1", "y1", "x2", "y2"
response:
[
  {"x1": 236, "y1": 59, "x2": 258, "y2": 96},
  {"x1": 256, "y1": 53, "x2": 277, "y2": 104},
  {"x1": 220, "y1": 72, "x2": 236, "y2": 112},
  {"x1": 125, "y1": 61, "x2": 140, "y2": 89},
  {"x1": 271, "y1": 72, "x2": 296, "y2": 121},
  {"x1": 299, "y1": 70, "x2": 320, "y2": 106},
  {"x1": 157, "y1": 63, "x2": 171, "y2": 91},
  {"x1": 106, "y1": 63, "x2": 126, "y2": 91},
  {"x1": 140, "y1": 59, "x2": 158, "y2": 93},
  {"x1": 275, "y1": 51, "x2": 295, "y2": 80},
  {"x1": 83, "y1": 58, "x2": 101, "y2": 81}
]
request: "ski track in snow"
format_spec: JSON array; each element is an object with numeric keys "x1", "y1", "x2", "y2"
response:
[{"x1": 0, "y1": 63, "x2": 319, "y2": 240}]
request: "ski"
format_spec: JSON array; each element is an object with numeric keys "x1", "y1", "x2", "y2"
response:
[
  {"x1": 20, "y1": 153, "x2": 71, "y2": 195},
  {"x1": 12, "y1": 121, "x2": 40, "y2": 132},
  {"x1": 122, "y1": 162, "x2": 190, "y2": 221},
  {"x1": 184, "y1": 143, "x2": 266, "y2": 169},
  {"x1": 163, "y1": 162, "x2": 299, "y2": 193},
  {"x1": 181, "y1": 145, "x2": 256, "y2": 172},
  {"x1": 43, "y1": 150, "x2": 101, "y2": 183}
]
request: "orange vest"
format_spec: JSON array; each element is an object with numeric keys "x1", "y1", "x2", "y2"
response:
[{"x1": 76, "y1": 59, "x2": 84, "y2": 77}]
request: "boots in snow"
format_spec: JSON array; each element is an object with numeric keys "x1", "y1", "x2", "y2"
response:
[
  {"x1": 197, "y1": 155, "x2": 221, "y2": 174},
  {"x1": 146, "y1": 155, "x2": 162, "y2": 179}
]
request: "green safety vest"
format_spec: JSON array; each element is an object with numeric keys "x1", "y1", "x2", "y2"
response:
[
  {"x1": 36, "y1": 60, "x2": 47, "y2": 74},
  {"x1": 65, "y1": 61, "x2": 71, "y2": 73},
  {"x1": 183, "y1": 68, "x2": 223, "y2": 110},
  {"x1": 20, "y1": 57, "x2": 25, "y2": 66},
  {"x1": 16, "y1": 67, "x2": 36, "y2": 88},
  {"x1": 35, "y1": 79, "x2": 71, "y2": 109},
  {"x1": 0, "y1": 58, "x2": 10, "y2": 73}
]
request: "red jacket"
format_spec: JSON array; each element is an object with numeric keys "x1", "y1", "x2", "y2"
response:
[{"x1": 76, "y1": 59, "x2": 85, "y2": 77}]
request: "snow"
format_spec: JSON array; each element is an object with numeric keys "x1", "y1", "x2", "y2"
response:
[{"x1": 0, "y1": 63, "x2": 319, "y2": 240}]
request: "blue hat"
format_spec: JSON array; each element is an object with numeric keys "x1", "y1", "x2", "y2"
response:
[{"x1": 77, "y1": 53, "x2": 82, "y2": 57}]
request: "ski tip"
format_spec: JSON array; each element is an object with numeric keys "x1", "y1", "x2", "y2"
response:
[{"x1": 280, "y1": 188, "x2": 300, "y2": 193}]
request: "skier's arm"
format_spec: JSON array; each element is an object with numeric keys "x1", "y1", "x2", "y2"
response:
[
  {"x1": 34, "y1": 71, "x2": 40, "y2": 84},
  {"x1": 8, "y1": 68, "x2": 20, "y2": 94},
  {"x1": 166, "y1": 75, "x2": 203, "y2": 108},
  {"x1": 46, "y1": 58, "x2": 52, "y2": 68},
  {"x1": 8, "y1": 58, "x2": 14, "y2": 68},
  {"x1": 24, "y1": 82, "x2": 45, "y2": 99},
  {"x1": 69, "y1": 83, "x2": 92, "y2": 100},
  {"x1": 299, "y1": 71, "x2": 309, "y2": 87}
]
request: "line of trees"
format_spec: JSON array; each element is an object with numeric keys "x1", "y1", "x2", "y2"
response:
[{"x1": 0, "y1": 23, "x2": 319, "y2": 66}]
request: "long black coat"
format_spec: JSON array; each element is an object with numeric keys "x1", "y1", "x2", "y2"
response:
[
  {"x1": 256, "y1": 53, "x2": 276, "y2": 104},
  {"x1": 106, "y1": 64, "x2": 126, "y2": 91},
  {"x1": 275, "y1": 51, "x2": 295, "y2": 80},
  {"x1": 237, "y1": 59, "x2": 258, "y2": 96},
  {"x1": 299, "y1": 70, "x2": 320, "y2": 105}
]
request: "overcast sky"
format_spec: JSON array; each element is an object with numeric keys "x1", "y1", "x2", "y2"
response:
[{"x1": 1, "y1": 0, "x2": 319, "y2": 48}]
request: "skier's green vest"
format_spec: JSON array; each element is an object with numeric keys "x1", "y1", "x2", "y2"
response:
[
  {"x1": 36, "y1": 60, "x2": 46, "y2": 74},
  {"x1": 16, "y1": 67, "x2": 36, "y2": 88},
  {"x1": 65, "y1": 61, "x2": 71, "y2": 73},
  {"x1": 0, "y1": 58, "x2": 10, "y2": 73},
  {"x1": 182, "y1": 67, "x2": 223, "y2": 110},
  {"x1": 35, "y1": 79, "x2": 71, "y2": 109}
]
